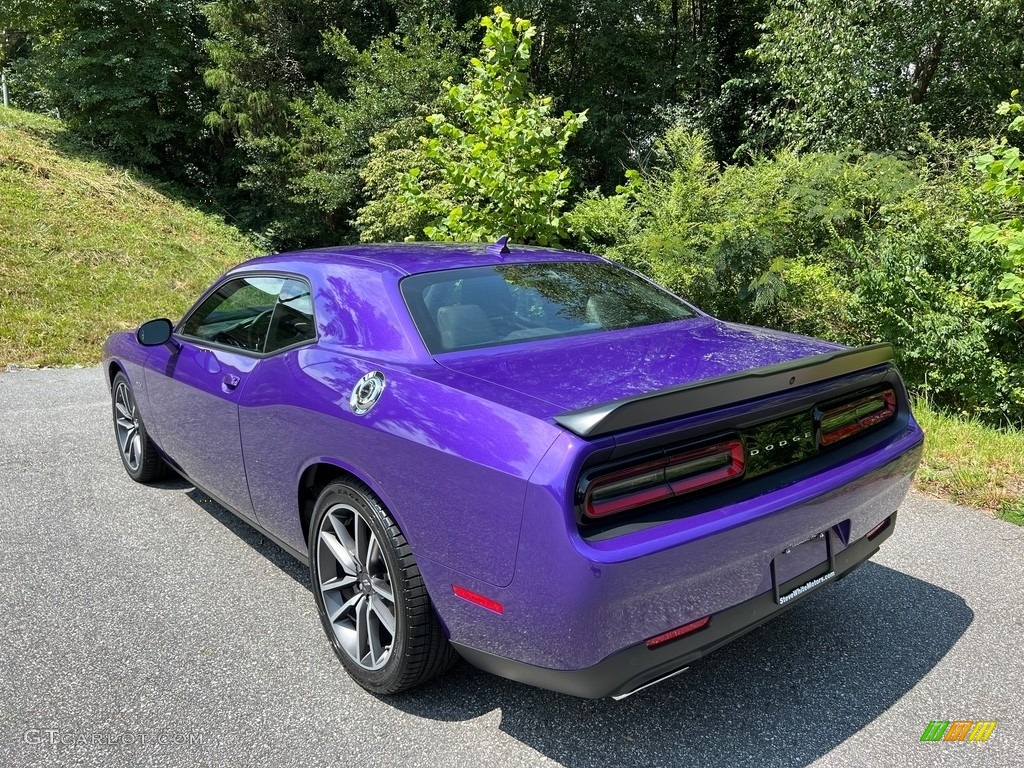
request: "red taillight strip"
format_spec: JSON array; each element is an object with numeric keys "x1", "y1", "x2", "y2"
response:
[
  {"x1": 646, "y1": 616, "x2": 711, "y2": 649},
  {"x1": 667, "y1": 441, "x2": 745, "y2": 495},
  {"x1": 819, "y1": 389, "x2": 897, "y2": 446},
  {"x1": 452, "y1": 584, "x2": 504, "y2": 614},
  {"x1": 583, "y1": 439, "x2": 745, "y2": 519}
]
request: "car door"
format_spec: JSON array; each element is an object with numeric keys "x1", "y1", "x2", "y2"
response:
[{"x1": 143, "y1": 274, "x2": 289, "y2": 518}]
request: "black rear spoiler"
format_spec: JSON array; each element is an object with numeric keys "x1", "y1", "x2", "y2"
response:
[{"x1": 554, "y1": 343, "x2": 895, "y2": 438}]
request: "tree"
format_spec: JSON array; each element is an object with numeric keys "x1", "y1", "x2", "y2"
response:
[
  {"x1": 0, "y1": 2, "x2": 50, "y2": 110},
  {"x1": 288, "y1": 21, "x2": 467, "y2": 242},
  {"x1": 24, "y1": 0, "x2": 210, "y2": 166},
  {"x1": 356, "y1": 116, "x2": 440, "y2": 242},
  {"x1": 512, "y1": 0, "x2": 667, "y2": 189},
  {"x1": 400, "y1": 6, "x2": 587, "y2": 245},
  {"x1": 200, "y1": 1, "x2": 479, "y2": 247},
  {"x1": 753, "y1": 0, "x2": 1024, "y2": 152},
  {"x1": 201, "y1": 0, "x2": 378, "y2": 245}
]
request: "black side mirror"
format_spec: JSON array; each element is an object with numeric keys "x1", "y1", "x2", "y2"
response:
[{"x1": 136, "y1": 318, "x2": 174, "y2": 346}]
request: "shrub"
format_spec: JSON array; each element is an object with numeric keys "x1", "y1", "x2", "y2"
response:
[
  {"x1": 569, "y1": 126, "x2": 1024, "y2": 425},
  {"x1": 970, "y1": 92, "x2": 1024, "y2": 324}
]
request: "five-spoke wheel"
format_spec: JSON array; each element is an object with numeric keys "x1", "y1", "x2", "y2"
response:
[
  {"x1": 309, "y1": 480, "x2": 456, "y2": 693},
  {"x1": 317, "y1": 502, "x2": 398, "y2": 670},
  {"x1": 110, "y1": 371, "x2": 166, "y2": 483}
]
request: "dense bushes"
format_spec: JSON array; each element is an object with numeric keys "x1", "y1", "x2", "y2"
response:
[{"x1": 569, "y1": 127, "x2": 1024, "y2": 426}]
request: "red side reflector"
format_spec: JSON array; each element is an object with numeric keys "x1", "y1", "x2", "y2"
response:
[
  {"x1": 646, "y1": 615, "x2": 711, "y2": 649},
  {"x1": 866, "y1": 516, "x2": 891, "y2": 541},
  {"x1": 584, "y1": 439, "x2": 745, "y2": 519},
  {"x1": 819, "y1": 389, "x2": 897, "y2": 446},
  {"x1": 452, "y1": 584, "x2": 504, "y2": 614}
]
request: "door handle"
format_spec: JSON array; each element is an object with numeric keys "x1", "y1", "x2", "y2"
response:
[{"x1": 221, "y1": 374, "x2": 241, "y2": 392}]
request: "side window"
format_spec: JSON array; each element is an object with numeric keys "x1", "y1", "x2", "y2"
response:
[
  {"x1": 181, "y1": 276, "x2": 282, "y2": 353},
  {"x1": 180, "y1": 275, "x2": 315, "y2": 355},
  {"x1": 264, "y1": 278, "x2": 316, "y2": 353}
]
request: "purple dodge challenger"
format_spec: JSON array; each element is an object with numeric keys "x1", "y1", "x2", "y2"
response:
[{"x1": 102, "y1": 241, "x2": 924, "y2": 699}]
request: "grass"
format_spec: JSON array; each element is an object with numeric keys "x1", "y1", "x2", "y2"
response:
[
  {"x1": 1, "y1": 107, "x2": 1021, "y2": 525},
  {"x1": 0, "y1": 107, "x2": 258, "y2": 366},
  {"x1": 913, "y1": 399, "x2": 1024, "y2": 525}
]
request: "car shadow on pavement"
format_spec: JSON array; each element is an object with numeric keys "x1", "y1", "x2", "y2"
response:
[
  {"x1": 182, "y1": 486, "x2": 310, "y2": 587},
  {"x1": 173, "y1": 485, "x2": 971, "y2": 766},
  {"x1": 389, "y1": 562, "x2": 972, "y2": 767}
]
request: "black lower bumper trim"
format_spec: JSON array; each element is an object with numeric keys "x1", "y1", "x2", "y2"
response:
[{"x1": 452, "y1": 512, "x2": 896, "y2": 699}]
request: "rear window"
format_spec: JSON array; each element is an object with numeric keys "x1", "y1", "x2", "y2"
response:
[{"x1": 400, "y1": 262, "x2": 696, "y2": 353}]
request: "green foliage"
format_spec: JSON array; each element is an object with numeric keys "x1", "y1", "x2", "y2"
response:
[
  {"x1": 569, "y1": 125, "x2": 1024, "y2": 425},
  {"x1": 289, "y1": 21, "x2": 466, "y2": 242},
  {"x1": 201, "y1": 0, "x2": 385, "y2": 138},
  {"x1": 509, "y1": 0, "x2": 775, "y2": 180},
  {"x1": 1, "y1": 8, "x2": 50, "y2": 111},
  {"x1": 200, "y1": 3, "x2": 473, "y2": 247},
  {"x1": 400, "y1": 7, "x2": 586, "y2": 245},
  {"x1": 512, "y1": 0, "x2": 667, "y2": 186},
  {"x1": 201, "y1": 0, "x2": 405, "y2": 246},
  {"x1": 853, "y1": 161, "x2": 1023, "y2": 423},
  {"x1": 570, "y1": 127, "x2": 910, "y2": 340},
  {"x1": 752, "y1": 0, "x2": 1024, "y2": 153},
  {"x1": 22, "y1": 0, "x2": 211, "y2": 167},
  {"x1": 356, "y1": 117, "x2": 440, "y2": 242},
  {"x1": 971, "y1": 92, "x2": 1024, "y2": 322}
]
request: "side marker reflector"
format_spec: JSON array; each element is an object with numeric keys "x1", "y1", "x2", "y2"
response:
[
  {"x1": 452, "y1": 584, "x2": 504, "y2": 615},
  {"x1": 646, "y1": 615, "x2": 711, "y2": 649}
]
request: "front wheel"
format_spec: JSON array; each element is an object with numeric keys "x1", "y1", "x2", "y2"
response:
[
  {"x1": 309, "y1": 480, "x2": 456, "y2": 694},
  {"x1": 111, "y1": 371, "x2": 167, "y2": 483}
]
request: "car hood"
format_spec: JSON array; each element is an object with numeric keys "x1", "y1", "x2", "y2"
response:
[{"x1": 435, "y1": 317, "x2": 845, "y2": 413}]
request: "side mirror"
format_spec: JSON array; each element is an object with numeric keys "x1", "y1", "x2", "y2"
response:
[{"x1": 136, "y1": 318, "x2": 174, "y2": 346}]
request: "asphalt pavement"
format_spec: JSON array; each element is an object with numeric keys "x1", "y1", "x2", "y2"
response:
[{"x1": 1, "y1": 366, "x2": 1022, "y2": 768}]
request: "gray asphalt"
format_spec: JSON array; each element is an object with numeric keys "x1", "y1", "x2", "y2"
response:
[{"x1": 0, "y1": 366, "x2": 1021, "y2": 768}]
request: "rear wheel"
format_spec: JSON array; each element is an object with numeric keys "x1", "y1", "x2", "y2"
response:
[
  {"x1": 309, "y1": 479, "x2": 456, "y2": 694},
  {"x1": 111, "y1": 371, "x2": 167, "y2": 483}
]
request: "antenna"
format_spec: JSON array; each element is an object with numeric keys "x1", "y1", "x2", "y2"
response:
[{"x1": 488, "y1": 235, "x2": 511, "y2": 256}]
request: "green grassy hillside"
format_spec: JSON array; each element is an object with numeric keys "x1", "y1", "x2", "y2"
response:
[{"x1": 0, "y1": 108, "x2": 258, "y2": 366}]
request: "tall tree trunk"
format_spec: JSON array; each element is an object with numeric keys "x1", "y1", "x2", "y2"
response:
[{"x1": 909, "y1": 34, "x2": 945, "y2": 106}]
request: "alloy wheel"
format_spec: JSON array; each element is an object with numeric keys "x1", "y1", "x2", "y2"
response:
[
  {"x1": 316, "y1": 503, "x2": 397, "y2": 671},
  {"x1": 113, "y1": 380, "x2": 142, "y2": 472}
]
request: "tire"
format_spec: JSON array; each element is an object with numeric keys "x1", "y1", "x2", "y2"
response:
[
  {"x1": 309, "y1": 479, "x2": 457, "y2": 694},
  {"x1": 111, "y1": 371, "x2": 167, "y2": 483}
]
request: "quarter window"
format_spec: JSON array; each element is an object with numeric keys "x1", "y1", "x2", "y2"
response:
[{"x1": 180, "y1": 276, "x2": 315, "y2": 354}]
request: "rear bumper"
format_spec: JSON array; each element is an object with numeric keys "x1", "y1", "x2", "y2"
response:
[{"x1": 453, "y1": 513, "x2": 895, "y2": 699}]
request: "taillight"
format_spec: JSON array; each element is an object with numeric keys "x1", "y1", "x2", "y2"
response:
[
  {"x1": 817, "y1": 388, "x2": 896, "y2": 447},
  {"x1": 582, "y1": 438, "x2": 745, "y2": 519}
]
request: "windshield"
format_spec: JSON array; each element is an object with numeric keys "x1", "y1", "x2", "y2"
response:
[{"x1": 400, "y1": 261, "x2": 697, "y2": 353}]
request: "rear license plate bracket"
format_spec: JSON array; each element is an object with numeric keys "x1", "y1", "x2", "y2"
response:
[{"x1": 771, "y1": 529, "x2": 837, "y2": 606}]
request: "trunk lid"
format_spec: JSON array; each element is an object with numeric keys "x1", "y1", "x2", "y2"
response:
[{"x1": 435, "y1": 317, "x2": 844, "y2": 413}]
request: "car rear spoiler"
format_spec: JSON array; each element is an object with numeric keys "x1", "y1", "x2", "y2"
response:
[{"x1": 554, "y1": 343, "x2": 895, "y2": 438}]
